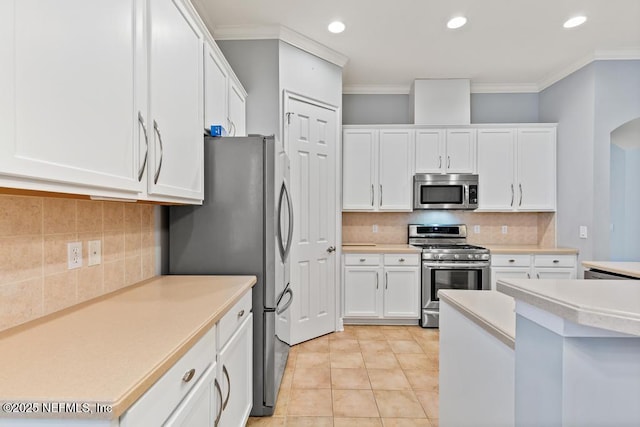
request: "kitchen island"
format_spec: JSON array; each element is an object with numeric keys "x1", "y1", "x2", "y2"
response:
[
  {"x1": 582, "y1": 260, "x2": 640, "y2": 279},
  {"x1": 0, "y1": 275, "x2": 256, "y2": 426},
  {"x1": 439, "y1": 279, "x2": 640, "y2": 427}
]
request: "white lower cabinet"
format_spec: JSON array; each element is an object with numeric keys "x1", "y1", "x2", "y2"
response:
[
  {"x1": 491, "y1": 253, "x2": 577, "y2": 290},
  {"x1": 343, "y1": 253, "x2": 420, "y2": 321}
]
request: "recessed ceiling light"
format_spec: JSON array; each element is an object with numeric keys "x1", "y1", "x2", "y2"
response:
[
  {"x1": 447, "y1": 16, "x2": 467, "y2": 29},
  {"x1": 563, "y1": 16, "x2": 587, "y2": 28},
  {"x1": 328, "y1": 21, "x2": 346, "y2": 34}
]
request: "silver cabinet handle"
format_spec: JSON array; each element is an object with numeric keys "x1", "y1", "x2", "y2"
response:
[
  {"x1": 137, "y1": 112, "x2": 149, "y2": 182},
  {"x1": 371, "y1": 184, "x2": 374, "y2": 207},
  {"x1": 214, "y1": 379, "x2": 223, "y2": 427},
  {"x1": 360, "y1": 258, "x2": 366, "y2": 262},
  {"x1": 182, "y1": 368, "x2": 196, "y2": 383},
  {"x1": 510, "y1": 184, "x2": 514, "y2": 207},
  {"x1": 238, "y1": 309, "x2": 245, "y2": 318},
  {"x1": 375, "y1": 273, "x2": 379, "y2": 290},
  {"x1": 379, "y1": 184, "x2": 383, "y2": 206},
  {"x1": 519, "y1": 183, "x2": 523, "y2": 207},
  {"x1": 527, "y1": 273, "x2": 530, "y2": 279},
  {"x1": 222, "y1": 365, "x2": 231, "y2": 410},
  {"x1": 509, "y1": 259, "x2": 515, "y2": 263},
  {"x1": 447, "y1": 156, "x2": 451, "y2": 169},
  {"x1": 152, "y1": 120, "x2": 164, "y2": 184},
  {"x1": 327, "y1": 246, "x2": 336, "y2": 253},
  {"x1": 553, "y1": 259, "x2": 560, "y2": 264},
  {"x1": 399, "y1": 258, "x2": 405, "y2": 262},
  {"x1": 536, "y1": 273, "x2": 540, "y2": 279},
  {"x1": 385, "y1": 272, "x2": 388, "y2": 290},
  {"x1": 438, "y1": 156, "x2": 442, "y2": 169}
]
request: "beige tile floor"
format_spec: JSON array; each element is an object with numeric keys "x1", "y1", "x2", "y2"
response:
[{"x1": 247, "y1": 325, "x2": 439, "y2": 427}]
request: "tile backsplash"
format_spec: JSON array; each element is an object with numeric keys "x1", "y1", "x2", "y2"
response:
[
  {"x1": 0, "y1": 195, "x2": 156, "y2": 332},
  {"x1": 343, "y1": 211, "x2": 556, "y2": 246}
]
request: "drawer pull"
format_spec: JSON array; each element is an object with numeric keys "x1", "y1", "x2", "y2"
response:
[
  {"x1": 360, "y1": 258, "x2": 366, "y2": 262},
  {"x1": 537, "y1": 273, "x2": 540, "y2": 279},
  {"x1": 238, "y1": 309, "x2": 245, "y2": 318},
  {"x1": 508, "y1": 259, "x2": 515, "y2": 263},
  {"x1": 222, "y1": 365, "x2": 231, "y2": 410},
  {"x1": 399, "y1": 258, "x2": 405, "y2": 262},
  {"x1": 527, "y1": 273, "x2": 531, "y2": 279},
  {"x1": 553, "y1": 259, "x2": 560, "y2": 263},
  {"x1": 182, "y1": 368, "x2": 196, "y2": 383}
]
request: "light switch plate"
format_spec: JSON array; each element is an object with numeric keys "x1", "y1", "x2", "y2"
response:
[
  {"x1": 88, "y1": 240, "x2": 101, "y2": 266},
  {"x1": 579, "y1": 226, "x2": 588, "y2": 239},
  {"x1": 473, "y1": 225, "x2": 480, "y2": 234},
  {"x1": 372, "y1": 224, "x2": 378, "y2": 233},
  {"x1": 501, "y1": 225, "x2": 508, "y2": 234}
]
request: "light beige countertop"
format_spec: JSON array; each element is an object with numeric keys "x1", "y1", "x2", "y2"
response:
[
  {"x1": 485, "y1": 245, "x2": 578, "y2": 254},
  {"x1": 0, "y1": 275, "x2": 256, "y2": 420},
  {"x1": 582, "y1": 261, "x2": 640, "y2": 279},
  {"x1": 439, "y1": 290, "x2": 515, "y2": 349},
  {"x1": 497, "y1": 279, "x2": 640, "y2": 336},
  {"x1": 342, "y1": 243, "x2": 422, "y2": 254}
]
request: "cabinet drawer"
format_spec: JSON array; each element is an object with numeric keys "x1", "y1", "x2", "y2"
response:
[
  {"x1": 491, "y1": 254, "x2": 531, "y2": 267},
  {"x1": 344, "y1": 254, "x2": 381, "y2": 266},
  {"x1": 384, "y1": 254, "x2": 420, "y2": 266},
  {"x1": 534, "y1": 255, "x2": 576, "y2": 268},
  {"x1": 121, "y1": 326, "x2": 216, "y2": 427},
  {"x1": 217, "y1": 290, "x2": 252, "y2": 350}
]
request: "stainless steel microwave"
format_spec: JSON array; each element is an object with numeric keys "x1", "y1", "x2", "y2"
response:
[{"x1": 413, "y1": 174, "x2": 479, "y2": 210}]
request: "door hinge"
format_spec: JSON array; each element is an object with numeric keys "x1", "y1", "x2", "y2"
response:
[{"x1": 285, "y1": 112, "x2": 293, "y2": 125}]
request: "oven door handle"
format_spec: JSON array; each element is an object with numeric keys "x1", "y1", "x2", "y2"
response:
[{"x1": 423, "y1": 262, "x2": 490, "y2": 269}]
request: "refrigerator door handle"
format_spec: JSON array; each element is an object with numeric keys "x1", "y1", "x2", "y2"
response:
[
  {"x1": 276, "y1": 284, "x2": 293, "y2": 315},
  {"x1": 277, "y1": 181, "x2": 294, "y2": 263}
]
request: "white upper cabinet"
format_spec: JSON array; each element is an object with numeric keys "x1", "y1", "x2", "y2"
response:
[
  {"x1": 0, "y1": 0, "x2": 144, "y2": 197},
  {"x1": 204, "y1": 42, "x2": 229, "y2": 133},
  {"x1": 343, "y1": 130, "x2": 377, "y2": 210},
  {"x1": 477, "y1": 129, "x2": 516, "y2": 210},
  {"x1": 516, "y1": 128, "x2": 556, "y2": 211},
  {"x1": 378, "y1": 130, "x2": 413, "y2": 210},
  {"x1": 414, "y1": 128, "x2": 475, "y2": 174},
  {"x1": 146, "y1": 0, "x2": 204, "y2": 202},
  {"x1": 477, "y1": 126, "x2": 556, "y2": 212},
  {"x1": 228, "y1": 79, "x2": 247, "y2": 137},
  {"x1": 343, "y1": 129, "x2": 413, "y2": 211}
]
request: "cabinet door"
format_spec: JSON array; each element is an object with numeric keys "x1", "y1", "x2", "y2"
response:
[
  {"x1": 218, "y1": 314, "x2": 253, "y2": 427},
  {"x1": 415, "y1": 129, "x2": 445, "y2": 173},
  {"x1": 343, "y1": 267, "x2": 382, "y2": 318},
  {"x1": 0, "y1": 0, "x2": 144, "y2": 195},
  {"x1": 204, "y1": 42, "x2": 229, "y2": 132},
  {"x1": 343, "y1": 130, "x2": 377, "y2": 210},
  {"x1": 148, "y1": 0, "x2": 204, "y2": 202},
  {"x1": 164, "y1": 362, "x2": 217, "y2": 427},
  {"x1": 534, "y1": 268, "x2": 575, "y2": 280},
  {"x1": 517, "y1": 128, "x2": 556, "y2": 211},
  {"x1": 476, "y1": 129, "x2": 516, "y2": 211},
  {"x1": 491, "y1": 267, "x2": 531, "y2": 290},
  {"x1": 228, "y1": 79, "x2": 246, "y2": 137},
  {"x1": 383, "y1": 267, "x2": 420, "y2": 318},
  {"x1": 379, "y1": 130, "x2": 413, "y2": 211},
  {"x1": 445, "y1": 129, "x2": 476, "y2": 173}
]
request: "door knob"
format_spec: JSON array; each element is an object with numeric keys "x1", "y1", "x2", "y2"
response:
[{"x1": 327, "y1": 246, "x2": 336, "y2": 253}]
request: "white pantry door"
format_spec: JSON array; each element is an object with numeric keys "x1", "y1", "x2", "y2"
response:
[{"x1": 287, "y1": 97, "x2": 337, "y2": 345}]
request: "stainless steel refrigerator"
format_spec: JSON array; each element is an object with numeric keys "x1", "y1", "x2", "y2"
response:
[{"x1": 168, "y1": 135, "x2": 293, "y2": 416}]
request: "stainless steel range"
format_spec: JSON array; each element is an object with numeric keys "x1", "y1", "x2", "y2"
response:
[{"x1": 408, "y1": 224, "x2": 491, "y2": 328}]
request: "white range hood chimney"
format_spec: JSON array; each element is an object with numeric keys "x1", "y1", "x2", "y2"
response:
[{"x1": 410, "y1": 79, "x2": 471, "y2": 125}]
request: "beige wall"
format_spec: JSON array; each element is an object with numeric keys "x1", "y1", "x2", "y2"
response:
[
  {"x1": 0, "y1": 195, "x2": 156, "y2": 332},
  {"x1": 343, "y1": 212, "x2": 556, "y2": 246}
]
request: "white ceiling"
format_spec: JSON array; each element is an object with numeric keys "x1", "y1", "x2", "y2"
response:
[{"x1": 194, "y1": 0, "x2": 640, "y2": 93}]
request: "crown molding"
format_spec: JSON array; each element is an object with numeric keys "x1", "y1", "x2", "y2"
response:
[
  {"x1": 213, "y1": 24, "x2": 349, "y2": 68},
  {"x1": 342, "y1": 84, "x2": 410, "y2": 95},
  {"x1": 470, "y1": 83, "x2": 539, "y2": 94},
  {"x1": 538, "y1": 48, "x2": 640, "y2": 91}
]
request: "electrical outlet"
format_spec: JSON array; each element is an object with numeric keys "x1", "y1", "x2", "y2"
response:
[
  {"x1": 579, "y1": 226, "x2": 588, "y2": 239},
  {"x1": 88, "y1": 240, "x2": 101, "y2": 266},
  {"x1": 372, "y1": 224, "x2": 378, "y2": 233},
  {"x1": 501, "y1": 225, "x2": 508, "y2": 234},
  {"x1": 473, "y1": 225, "x2": 480, "y2": 234},
  {"x1": 67, "y1": 242, "x2": 82, "y2": 270}
]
